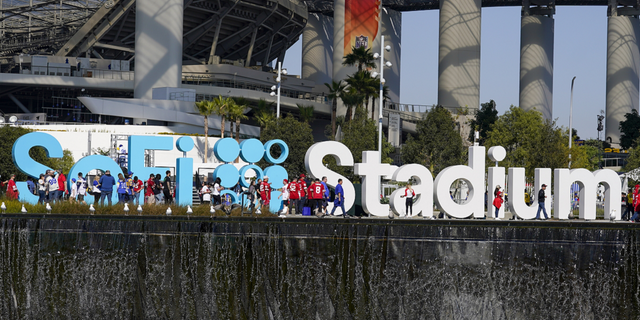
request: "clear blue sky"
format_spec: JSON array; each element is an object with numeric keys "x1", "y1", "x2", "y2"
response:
[{"x1": 285, "y1": 6, "x2": 608, "y2": 140}]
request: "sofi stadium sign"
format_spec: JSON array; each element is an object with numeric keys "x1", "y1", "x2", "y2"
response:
[{"x1": 11, "y1": 133, "x2": 621, "y2": 220}]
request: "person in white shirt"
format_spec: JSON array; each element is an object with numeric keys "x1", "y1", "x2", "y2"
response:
[
  {"x1": 201, "y1": 184, "x2": 211, "y2": 205},
  {"x1": 278, "y1": 179, "x2": 290, "y2": 214},
  {"x1": 45, "y1": 170, "x2": 58, "y2": 204},
  {"x1": 69, "y1": 178, "x2": 78, "y2": 203},
  {"x1": 212, "y1": 178, "x2": 222, "y2": 205},
  {"x1": 37, "y1": 174, "x2": 47, "y2": 204},
  {"x1": 76, "y1": 173, "x2": 88, "y2": 205}
]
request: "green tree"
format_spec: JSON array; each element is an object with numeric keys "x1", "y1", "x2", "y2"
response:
[
  {"x1": 46, "y1": 149, "x2": 75, "y2": 174},
  {"x1": 620, "y1": 109, "x2": 640, "y2": 149},
  {"x1": 229, "y1": 97, "x2": 249, "y2": 143},
  {"x1": 345, "y1": 70, "x2": 379, "y2": 119},
  {"x1": 340, "y1": 89, "x2": 364, "y2": 122},
  {"x1": 325, "y1": 80, "x2": 346, "y2": 138},
  {"x1": 259, "y1": 115, "x2": 314, "y2": 176},
  {"x1": 0, "y1": 126, "x2": 75, "y2": 181},
  {"x1": 342, "y1": 46, "x2": 376, "y2": 72},
  {"x1": 401, "y1": 106, "x2": 465, "y2": 176},
  {"x1": 468, "y1": 100, "x2": 498, "y2": 144},
  {"x1": 297, "y1": 104, "x2": 315, "y2": 123},
  {"x1": 195, "y1": 99, "x2": 216, "y2": 163},
  {"x1": 211, "y1": 95, "x2": 232, "y2": 139},
  {"x1": 485, "y1": 106, "x2": 568, "y2": 179},
  {"x1": 624, "y1": 136, "x2": 640, "y2": 171},
  {"x1": 252, "y1": 99, "x2": 275, "y2": 129}
]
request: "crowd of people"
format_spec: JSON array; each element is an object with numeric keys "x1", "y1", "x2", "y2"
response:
[{"x1": 198, "y1": 174, "x2": 350, "y2": 218}]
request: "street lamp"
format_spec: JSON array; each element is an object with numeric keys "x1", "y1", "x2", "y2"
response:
[
  {"x1": 371, "y1": 35, "x2": 392, "y2": 162},
  {"x1": 568, "y1": 76, "x2": 576, "y2": 169},
  {"x1": 270, "y1": 61, "x2": 287, "y2": 118}
]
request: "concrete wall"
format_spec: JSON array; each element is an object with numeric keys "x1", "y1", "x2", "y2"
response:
[
  {"x1": 302, "y1": 13, "x2": 334, "y2": 87},
  {"x1": 519, "y1": 15, "x2": 554, "y2": 120}
]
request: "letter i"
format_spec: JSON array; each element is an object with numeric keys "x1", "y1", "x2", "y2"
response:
[
  {"x1": 175, "y1": 137, "x2": 194, "y2": 206},
  {"x1": 487, "y1": 147, "x2": 506, "y2": 219}
]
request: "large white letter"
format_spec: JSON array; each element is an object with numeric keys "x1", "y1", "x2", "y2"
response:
[
  {"x1": 389, "y1": 164, "x2": 434, "y2": 217},
  {"x1": 305, "y1": 141, "x2": 355, "y2": 213},
  {"x1": 354, "y1": 151, "x2": 390, "y2": 216},
  {"x1": 507, "y1": 168, "x2": 552, "y2": 219},
  {"x1": 553, "y1": 168, "x2": 621, "y2": 220},
  {"x1": 487, "y1": 146, "x2": 507, "y2": 218},
  {"x1": 434, "y1": 146, "x2": 485, "y2": 218}
]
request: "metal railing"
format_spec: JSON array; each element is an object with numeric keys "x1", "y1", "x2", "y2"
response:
[{"x1": 384, "y1": 102, "x2": 478, "y2": 116}]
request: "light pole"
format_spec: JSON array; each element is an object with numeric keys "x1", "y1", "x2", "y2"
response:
[
  {"x1": 569, "y1": 76, "x2": 576, "y2": 169},
  {"x1": 371, "y1": 35, "x2": 392, "y2": 162},
  {"x1": 270, "y1": 61, "x2": 287, "y2": 118}
]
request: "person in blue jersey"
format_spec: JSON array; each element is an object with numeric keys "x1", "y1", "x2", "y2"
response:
[
  {"x1": 330, "y1": 179, "x2": 347, "y2": 218},
  {"x1": 117, "y1": 173, "x2": 127, "y2": 203},
  {"x1": 321, "y1": 176, "x2": 330, "y2": 215}
]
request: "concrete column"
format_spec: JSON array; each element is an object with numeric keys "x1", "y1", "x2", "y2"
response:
[
  {"x1": 332, "y1": 0, "x2": 348, "y2": 82},
  {"x1": 302, "y1": 13, "x2": 334, "y2": 86},
  {"x1": 380, "y1": 7, "x2": 402, "y2": 103},
  {"x1": 519, "y1": 10, "x2": 554, "y2": 120},
  {"x1": 134, "y1": 0, "x2": 184, "y2": 99},
  {"x1": 438, "y1": 0, "x2": 481, "y2": 109},
  {"x1": 606, "y1": 13, "x2": 640, "y2": 145}
]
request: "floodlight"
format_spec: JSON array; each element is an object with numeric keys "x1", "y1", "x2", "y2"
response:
[
  {"x1": 371, "y1": 72, "x2": 379, "y2": 78},
  {"x1": 385, "y1": 61, "x2": 392, "y2": 67},
  {"x1": 9, "y1": 116, "x2": 18, "y2": 123},
  {"x1": 0, "y1": 118, "x2": 4, "y2": 124},
  {"x1": 373, "y1": 53, "x2": 380, "y2": 59},
  {"x1": 271, "y1": 85, "x2": 277, "y2": 91},
  {"x1": 270, "y1": 92, "x2": 276, "y2": 97},
  {"x1": 282, "y1": 69, "x2": 288, "y2": 75},
  {"x1": 276, "y1": 77, "x2": 281, "y2": 82},
  {"x1": 385, "y1": 45, "x2": 391, "y2": 52}
]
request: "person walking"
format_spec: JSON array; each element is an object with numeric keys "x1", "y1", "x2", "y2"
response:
[
  {"x1": 247, "y1": 180, "x2": 257, "y2": 209},
  {"x1": 632, "y1": 184, "x2": 640, "y2": 222},
  {"x1": 145, "y1": 174, "x2": 155, "y2": 204},
  {"x1": 117, "y1": 173, "x2": 127, "y2": 203},
  {"x1": 212, "y1": 177, "x2": 222, "y2": 205},
  {"x1": 330, "y1": 179, "x2": 347, "y2": 218},
  {"x1": 321, "y1": 176, "x2": 330, "y2": 214},
  {"x1": 278, "y1": 179, "x2": 290, "y2": 214},
  {"x1": 46, "y1": 171, "x2": 58, "y2": 204},
  {"x1": 493, "y1": 187, "x2": 503, "y2": 220},
  {"x1": 298, "y1": 174, "x2": 308, "y2": 214},
  {"x1": 2, "y1": 174, "x2": 19, "y2": 200},
  {"x1": 98, "y1": 170, "x2": 116, "y2": 206},
  {"x1": 308, "y1": 178, "x2": 326, "y2": 217},
  {"x1": 154, "y1": 174, "x2": 164, "y2": 204},
  {"x1": 401, "y1": 184, "x2": 416, "y2": 217},
  {"x1": 200, "y1": 182, "x2": 211, "y2": 205},
  {"x1": 626, "y1": 190, "x2": 634, "y2": 221},
  {"x1": 535, "y1": 184, "x2": 549, "y2": 220}
]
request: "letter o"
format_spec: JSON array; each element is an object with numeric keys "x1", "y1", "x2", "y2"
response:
[
  {"x1": 263, "y1": 140, "x2": 289, "y2": 164},
  {"x1": 239, "y1": 165, "x2": 263, "y2": 188},
  {"x1": 214, "y1": 138, "x2": 240, "y2": 163},
  {"x1": 213, "y1": 164, "x2": 239, "y2": 188},
  {"x1": 239, "y1": 139, "x2": 264, "y2": 163}
]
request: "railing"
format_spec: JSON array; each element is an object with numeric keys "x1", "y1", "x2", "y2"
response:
[{"x1": 384, "y1": 102, "x2": 478, "y2": 116}]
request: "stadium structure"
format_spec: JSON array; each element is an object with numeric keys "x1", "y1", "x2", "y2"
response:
[{"x1": 0, "y1": 0, "x2": 638, "y2": 149}]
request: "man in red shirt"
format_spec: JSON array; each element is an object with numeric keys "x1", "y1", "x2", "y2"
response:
[
  {"x1": 287, "y1": 177, "x2": 299, "y2": 214},
  {"x1": 298, "y1": 174, "x2": 308, "y2": 215},
  {"x1": 57, "y1": 169, "x2": 67, "y2": 201},
  {"x1": 308, "y1": 178, "x2": 326, "y2": 217},
  {"x1": 145, "y1": 173, "x2": 156, "y2": 204},
  {"x1": 260, "y1": 176, "x2": 271, "y2": 207}
]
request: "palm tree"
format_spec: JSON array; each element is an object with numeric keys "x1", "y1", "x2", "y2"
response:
[
  {"x1": 346, "y1": 70, "x2": 379, "y2": 119},
  {"x1": 252, "y1": 99, "x2": 275, "y2": 129},
  {"x1": 325, "y1": 80, "x2": 346, "y2": 138},
  {"x1": 343, "y1": 46, "x2": 376, "y2": 72},
  {"x1": 297, "y1": 104, "x2": 315, "y2": 123},
  {"x1": 340, "y1": 89, "x2": 364, "y2": 122},
  {"x1": 229, "y1": 98, "x2": 249, "y2": 143},
  {"x1": 195, "y1": 100, "x2": 215, "y2": 163},
  {"x1": 211, "y1": 95, "x2": 232, "y2": 138}
]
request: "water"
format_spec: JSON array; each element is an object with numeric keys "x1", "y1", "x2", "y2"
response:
[{"x1": 0, "y1": 215, "x2": 636, "y2": 319}]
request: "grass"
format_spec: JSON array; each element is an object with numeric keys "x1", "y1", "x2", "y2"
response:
[{"x1": 0, "y1": 198, "x2": 277, "y2": 218}]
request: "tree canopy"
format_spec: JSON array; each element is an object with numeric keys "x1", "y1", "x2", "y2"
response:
[
  {"x1": 259, "y1": 114, "x2": 314, "y2": 177},
  {"x1": 401, "y1": 106, "x2": 465, "y2": 176},
  {"x1": 0, "y1": 126, "x2": 74, "y2": 181},
  {"x1": 468, "y1": 100, "x2": 498, "y2": 144},
  {"x1": 484, "y1": 106, "x2": 571, "y2": 178},
  {"x1": 619, "y1": 109, "x2": 640, "y2": 149}
]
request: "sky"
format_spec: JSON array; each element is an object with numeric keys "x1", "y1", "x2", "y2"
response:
[{"x1": 284, "y1": 5, "x2": 609, "y2": 140}]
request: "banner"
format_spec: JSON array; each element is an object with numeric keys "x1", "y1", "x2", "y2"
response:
[{"x1": 344, "y1": 0, "x2": 380, "y2": 54}]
